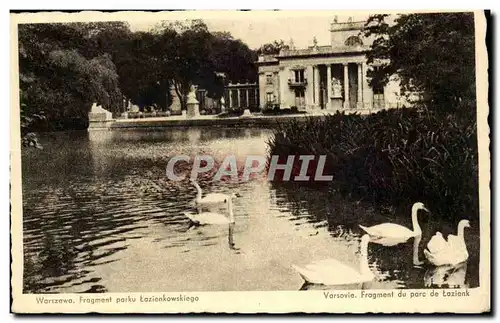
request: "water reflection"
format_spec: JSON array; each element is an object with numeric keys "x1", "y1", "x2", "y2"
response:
[
  {"x1": 22, "y1": 128, "x2": 479, "y2": 293},
  {"x1": 270, "y1": 181, "x2": 479, "y2": 290}
]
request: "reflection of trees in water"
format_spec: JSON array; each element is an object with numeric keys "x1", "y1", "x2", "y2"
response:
[
  {"x1": 22, "y1": 185, "x2": 151, "y2": 293},
  {"x1": 22, "y1": 132, "x2": 95, "y2": 187},
  {"x1": 270, "y1": 182, "x2": 480, "y2": 289},
  {"x1": 106, "y1": 128, "x2": 270, "y2": 145},
  {"x1": 270, "y1": 182, "x2": 385, "y2": 238}
]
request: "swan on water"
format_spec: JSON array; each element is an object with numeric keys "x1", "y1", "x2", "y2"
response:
[
  {"x1": 291, "y1": 234, "x2": 374, "y2": 285},
  {"x1": 184, "y1": 195, "x2": 235, "y2": 226},
  {"x1": 359, "y1": 202, "x2": 429, "y2": 243},
  {"x1": 424, "y1": 219, "x2": 470, "y2": 266},
  {"x1": 191, "y1": 179, "x2": 240, "y2": 209}
]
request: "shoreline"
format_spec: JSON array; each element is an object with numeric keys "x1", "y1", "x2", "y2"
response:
[
  {"x1": 95, "y1": 109, "x2": 387, "y2": 130},
  {"x1": 110, "y1": 114, "x2": 314, "y2": 129}
]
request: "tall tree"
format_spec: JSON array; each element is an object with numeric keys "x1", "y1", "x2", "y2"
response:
[
  {"x1": 255, "y1": 39, "x2": 289, "y2": 56},
  {"x1": 363, "y1": 13, "x2": 476, "y2": 111},
  {"x1": 153, "y1": 20, "x2": 217, "y2": 110},
  {"x1": 113, "y1": 31, "x2": 174, "y2": 111},
  {"x1": 19, "y1": 23, "x2": 123, "y2": 130},
  {"x1": 210, "y1": 32, "x2": 258, "y2": 86}
]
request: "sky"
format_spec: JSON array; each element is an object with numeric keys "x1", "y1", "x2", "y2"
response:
[{"x1": 127, "y1": 11, "x2": 370, "y2": 50}]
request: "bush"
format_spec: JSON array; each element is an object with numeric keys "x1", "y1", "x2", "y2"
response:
[
  {"x1": 262, "y1": 107, "x2": 307, "y2": 116},
  {"x1": 290, "y1": 106, "x2": 298, "y2": 113},
  {"x1": 250, "y1": 105, "x2": 262, "y2": 113},
  {"x1": 267, "y1": 107, "x2": 478, "y2": 222}
]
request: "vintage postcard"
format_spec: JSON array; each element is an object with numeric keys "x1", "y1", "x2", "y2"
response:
[{"x1": 10, "y1": 10, "x2": 490, "y2": 314}]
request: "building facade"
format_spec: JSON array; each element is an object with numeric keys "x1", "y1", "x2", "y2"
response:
[{"x1": 256, "y1": 18, "x2": 406, "y2": 111}]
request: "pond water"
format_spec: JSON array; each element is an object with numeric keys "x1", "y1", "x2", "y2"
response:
[{"x1": 21, "y1": 128, "x2": 479, "y2": 293}]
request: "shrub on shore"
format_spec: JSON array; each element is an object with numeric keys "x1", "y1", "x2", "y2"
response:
[{"x1": 267, "y1": 106, "x2": 478, "y2": 222}]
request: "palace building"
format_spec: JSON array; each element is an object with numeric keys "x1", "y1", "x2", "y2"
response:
[{"x1": 256, "y1": 17, "x2": 407, "y2": 112}]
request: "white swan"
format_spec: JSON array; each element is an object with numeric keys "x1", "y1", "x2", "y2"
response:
[
  {"x1": 424, "y1": 219, "x2": 470, "y2": 266},
  {"x1": 191, "y1": 179, "x2": 239, "y2": 209},
  {"x1": 291, "y1": 234, "x2": 374, "y2": 285},
  {"x1": 359, "y1": 202, "x2": 429, "y2": 243},
  {"x1": 184, "y1": 196, "x2": 235, "y2": 226}
]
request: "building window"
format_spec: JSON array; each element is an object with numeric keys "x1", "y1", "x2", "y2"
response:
[
  {"x1": 266, "y1": 74, "x2": 273, "y2": 85},
  {"x1": 295, "y1": 89, "x2": 305, "y2": 107},
  {"x1": 266, "y1": 93, "x2": 274, "y2": 103},
  {"x1": 373, "y1": 86, "x2": 385, "y2": 109},
  {"x1": 294, "y1": 69, "x2": 305, "y2": 83}
]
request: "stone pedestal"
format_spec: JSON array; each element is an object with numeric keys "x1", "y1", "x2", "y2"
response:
[
  {"x1": 240, "y1": 109, "x2": 252, "y2": 118},
  {"x1": 88, "y1": 102, "x2": 114, "y2": 130},
  {"x1": 186, "y1": 86, "x2": 200, "y2": 118},
  {"x1": 331, "y1": 98, "x2": 343, "y2": 111}
]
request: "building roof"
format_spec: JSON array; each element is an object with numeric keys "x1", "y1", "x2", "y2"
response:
[
  {"x1": 256, "y1": 55, "x2": 279, "y2": 64},
  {"x1": 330, "y1": 20, "x2": 366, "y2": 32}
]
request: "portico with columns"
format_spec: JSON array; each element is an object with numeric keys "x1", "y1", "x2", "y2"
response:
[
  {"x1": 224, "y1": 82, "x2": 259, "y2": 110},
  {"x1": 255, "y1": 17, "x2": 405, "y2": 112},
  {"x1": 263, "y1": 55, "x2": 372, "y2": 111}
]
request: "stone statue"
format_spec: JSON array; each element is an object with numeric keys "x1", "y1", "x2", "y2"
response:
[
  {"x1": 331, "y1": 78, "x2": 342, "y2": 98},
  {"x1": 186, "y1": 85, "x2": 199, "y2": 104},
  {"x1": 333, "y1": 16, "x2": 338, "y2": 23},
  {"x1": 186, "y1": 84, "x2": 200, "y2": 118},
  {"x1": 312, "y1": 36, "x2": 318, "y2": 48}
]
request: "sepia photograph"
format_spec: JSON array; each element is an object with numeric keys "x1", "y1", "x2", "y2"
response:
[{"x1": 10, "y1": 9, "x2": 490, "y2": 313}]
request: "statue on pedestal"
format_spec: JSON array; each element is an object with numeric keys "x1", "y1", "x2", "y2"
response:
[
  {"x1": 186, "y1": 84, "x2": 200, "y2": 118},
  {"x1": 186, "y1": 85, "x2": 199, "y2": 104},
  {"x1": 331, "y1": 78, "x2": 342, "y2": 98}
]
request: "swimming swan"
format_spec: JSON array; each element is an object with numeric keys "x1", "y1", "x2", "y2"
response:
[
  {"x1": 291, "y1": 234, "x2": 374, "y2": 285},
  {"x1": 424, "y1": 219, "x2": 470, "y2": 266},
  {"x1": 359, "y1": 202, "x2": 429, "y2": 242},
  {"x1": 191, "y1": 179, "x2": 239, "y2": 208},
  {"x1": 184, "y1": 196, "x2": 235, "y2": 225}
]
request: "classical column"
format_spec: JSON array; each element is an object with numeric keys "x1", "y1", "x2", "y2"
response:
[
  {"x1": 326, "y1": 64, "x2": 332, "y2": 108},
  {"x1": 246, "y1": 88, "x2": 250, "y2": 108},
  {"x1": 306, "y1": 65, "x2": 313, "y2": 108},
  {"x1": 279, "y1": 67, "x2": 286, "y2": 107},
  {"x1": 343, "y1": 63, "x2": 349, "y2": 109},
  {"x1": 362, "y1": 62, "x2": 371, "y2": 110},
  {"x1": 357, "y1": 63, "x2": 363, "y2": 109},
  {"x1": 237, "y1": 88, "x2": 241, "y2": 108},
  {"x1": 228, "y1": 89, "x2": 232, "y2": 108},
  {"x1": 314, "y1": 65, "x2": 320, "y2": 106}
]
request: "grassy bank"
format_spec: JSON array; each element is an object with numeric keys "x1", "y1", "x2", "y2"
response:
[{"x1": 267, "y1": 107, "x2": 479, "y2": 223}]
